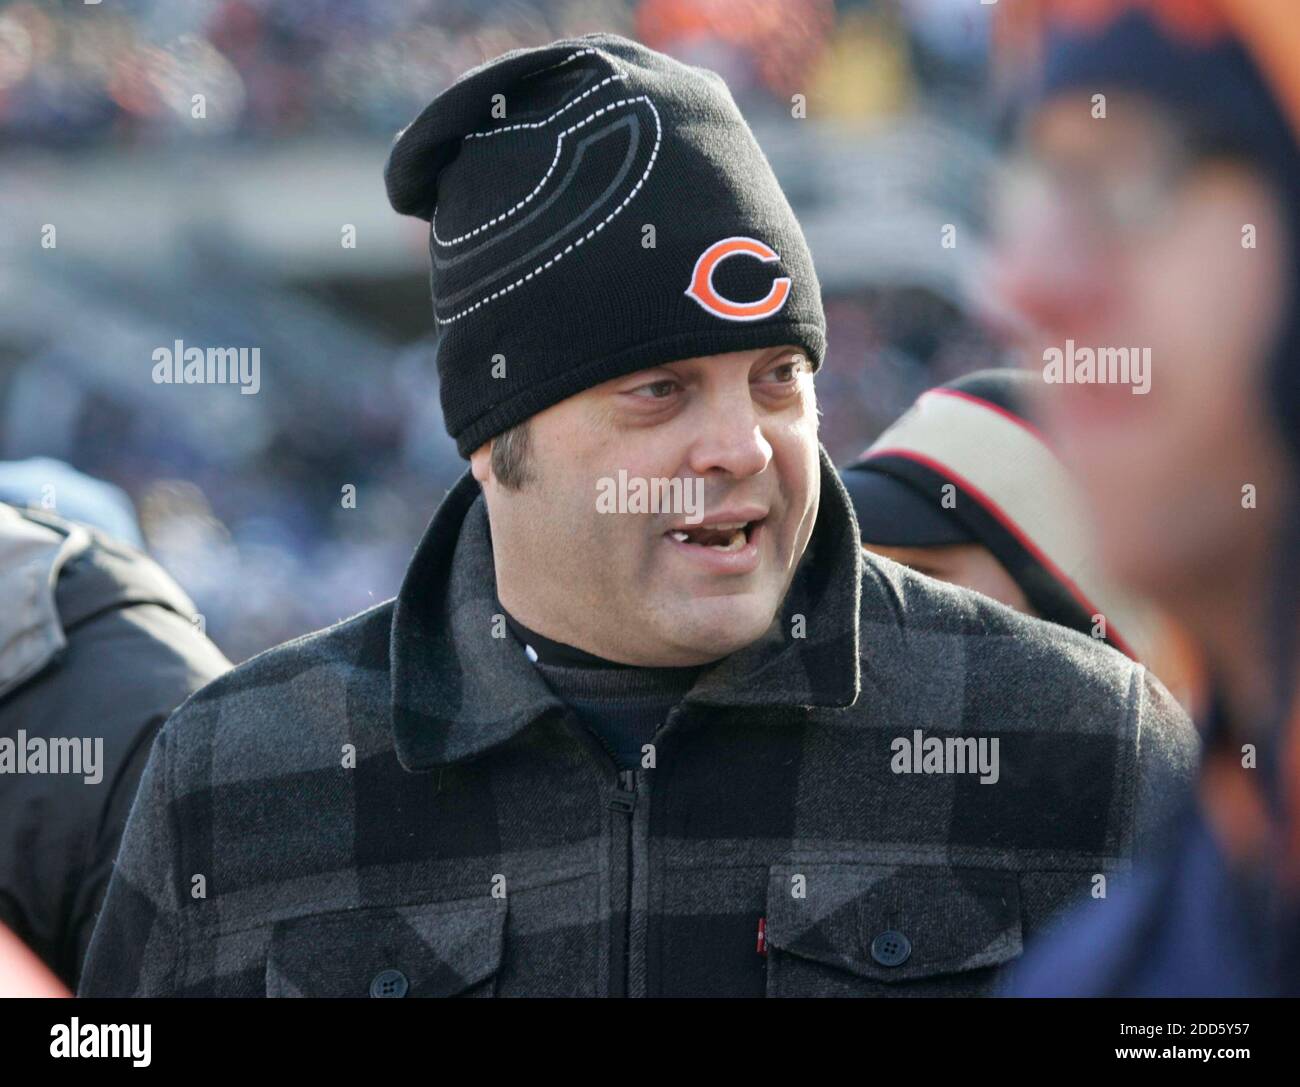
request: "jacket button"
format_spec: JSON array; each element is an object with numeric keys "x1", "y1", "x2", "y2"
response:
[
  {"x1": 870, "y1": 930, "x2": 911, "y2": 967},
  {"x1": 370, "y1": 969, "x2": 409, "y2": 998}
]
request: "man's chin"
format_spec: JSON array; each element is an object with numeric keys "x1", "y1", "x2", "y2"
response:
[{"x1": 660, "y1": 593, "x2": 779, "y2": 662}]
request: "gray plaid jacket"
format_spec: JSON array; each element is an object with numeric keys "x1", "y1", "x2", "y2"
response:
[{"x1": 80, "y1": 450, "x2": 1197, "y2": 997}]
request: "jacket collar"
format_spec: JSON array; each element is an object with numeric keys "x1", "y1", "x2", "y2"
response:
[
  {"x1": 390, "y1": 445, "x2": 862, "y2": 771},
  {"x1": 0, "y1": 504, "x2": 87, "y2": 699}
]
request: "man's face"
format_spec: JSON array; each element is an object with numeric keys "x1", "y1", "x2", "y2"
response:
[
  {"x1": 862, "y1": 541, "x2": 1035, "y2": 616},
  {"x1": 473, "y1": 345, "x2": 821, "y2": 667},
  {"x1": 993, "y1": 93, "x2": 1292, "y2": 602}
]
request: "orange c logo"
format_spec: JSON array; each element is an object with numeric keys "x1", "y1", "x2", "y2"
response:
[{"x1": 684, "y1": 236, "x2": 792, "y2": 322}]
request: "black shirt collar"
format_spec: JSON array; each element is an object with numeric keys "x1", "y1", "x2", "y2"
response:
[{"x1": 498, "y1": 604, "x2": 627, "y2": 669}]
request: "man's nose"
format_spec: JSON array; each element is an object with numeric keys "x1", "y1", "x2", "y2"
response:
[{"x1": 685, "y1": 393, "x2": 773, "y2": 479}]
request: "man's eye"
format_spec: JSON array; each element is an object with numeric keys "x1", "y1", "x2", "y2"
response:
[
  {"x1": 630, "y1": 380, "x2": 679, "y2": 399},
  {"x1": 763, "y1": 357, "x2": 808, "y2": 384}
]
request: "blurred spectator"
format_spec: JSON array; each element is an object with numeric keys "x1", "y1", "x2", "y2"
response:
[
  {"x1": 0, "y1": 921, "x2": 67, "y2": 997},
  {"x1": 994, "y1": 0, "x2": 1300, "y2": 995},
  {"x1": 0, "y1": 499, "x2": 229, "y2": 990},
  {"x1": 0, "y1": 456, "x2": 143, "y2": 546},
  {"x1": 840, "y1": 368, "x2": 1201, "y2": 706},
  {"x1": 842, "y1": 370, "x2": 1145, "y2": 648}
]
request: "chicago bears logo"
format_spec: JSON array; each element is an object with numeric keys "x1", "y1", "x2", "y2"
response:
[{"x1": 684, "y1": 236, "x2": 792, "y2": 322}]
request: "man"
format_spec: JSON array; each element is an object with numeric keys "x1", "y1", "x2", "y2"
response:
[
  {"x1": 81, "y1": 34, "x2": 1194, "y2": 998},
  {"x1": 0, "y1": 500, "x2": 230, "y2": 992},
  {"x1": 993, "y1": 0, "x2": 1300, "y2": 994},
  {"x1": 841, "y1": 368, "x2": 1151, "y2": 659}
]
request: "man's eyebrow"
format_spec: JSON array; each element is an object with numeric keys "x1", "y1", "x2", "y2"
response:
[
  {"x1": 615, "y1": 362, "x2": 681, "y2": 384},
  {"x1": 755, "y1": 346, "x2": 804, "y2": 366}
]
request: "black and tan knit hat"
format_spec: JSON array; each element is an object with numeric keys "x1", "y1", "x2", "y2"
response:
[{"x1": 842, "y1": 369, "x2": 1151, "y2": 661}]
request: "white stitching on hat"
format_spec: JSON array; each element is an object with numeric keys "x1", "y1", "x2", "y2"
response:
[
  {"x1": 434, "y1": 94, "x2": 661, "y2": 326},
  {"x1": 462, "y1": 72, "x2": 626, "y2": 142},
  {"x1": 432, "y1": 64, "x2": 630, "y2": 245},
  {"x1": 527, "y1": 46, "x2": 599, "y2": 80}
]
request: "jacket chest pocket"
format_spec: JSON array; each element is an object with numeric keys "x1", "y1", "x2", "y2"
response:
[
  {"x1": 266, "y1": 898, "x2": 506, "y2": 998},
  {"x1": 765, "y1": 863, "x2": 1022, "y2": 997}
]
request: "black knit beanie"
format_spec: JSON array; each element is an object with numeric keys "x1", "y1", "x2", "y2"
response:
[
  {"x1": 385, "y1": 33, "x2": 826, "y2": 458},
  {"x1": 842, "y1": 369, "x2": 1147, "y2": 661}
]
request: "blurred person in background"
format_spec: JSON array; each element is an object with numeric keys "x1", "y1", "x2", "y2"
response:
[
  {"x1": 0, "y1": 920, "x2": 68, "y2": 997},
  {"x1": 0, "y1": 478, "x2": 229, "y2": 993},
  {"x1": 840, "y1": 368, "x2": 1200, "y2": 705},
  {"x1": 994, "y1": 0, "x2": 1300, "y2": 995},
  {"x1": 81, "y1": 35, "x2": 1193, "y2": 999},
  {"x1": 0, "y1": 457, "x2": 144, "y2": 548}
]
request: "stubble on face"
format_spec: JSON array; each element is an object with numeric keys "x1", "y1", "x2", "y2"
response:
[{"x1": 478, "y1": 346, "x2": 821, "y2": 667}]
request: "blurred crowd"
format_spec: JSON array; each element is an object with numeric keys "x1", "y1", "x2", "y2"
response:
[
  {"x1": 0, "y1": 0, "x2": 1000, "y2": 662},
  {"x1": 0, "y1": 0, "x2": 993, "y2": 142}
]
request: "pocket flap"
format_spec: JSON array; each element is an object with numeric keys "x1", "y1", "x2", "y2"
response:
[
  {"x1": 766, "y1": 863, "x2": 1022, "y2": 983},
  {"x1": 267, "y1": 899, "x2": 506, "y2": 997}
]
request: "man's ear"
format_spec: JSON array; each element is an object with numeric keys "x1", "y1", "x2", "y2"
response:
[{"x1": 470, "y1": 439, "x2": 493, "y2": 486}]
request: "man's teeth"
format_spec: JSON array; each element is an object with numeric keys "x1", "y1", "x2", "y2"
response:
[
  {"x1": 708, "y1": 529, "x2": 747, "y2": 551},
  {"x1": 668, "y1": 524, "x2": 749, "y2": 550}
]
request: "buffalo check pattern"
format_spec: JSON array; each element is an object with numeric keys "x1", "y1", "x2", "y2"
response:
[{"x1": 80, "y1": 447, "x2": 1198, "y2": 997}]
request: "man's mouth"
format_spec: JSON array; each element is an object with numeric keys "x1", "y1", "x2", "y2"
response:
[
  {"x1": 661, "y1": 507, "x2": 769, "y2": 574},
  {"x1": 665, "y1": 521, "x2": 755, "y2": 552}
]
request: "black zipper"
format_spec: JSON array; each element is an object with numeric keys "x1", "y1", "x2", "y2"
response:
[
  {"x1": 563, "y1": 705, "x2": 696, "y2": 997},
  {"x1": 561, "y1": 715, "x2": 636, "y2": 997},
  {"x1": 612, "y1": 768, "x2": 637, "y2": 812},
  {"x1": 611, "y1": 767, "x2": 637, "y2": 998}
]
